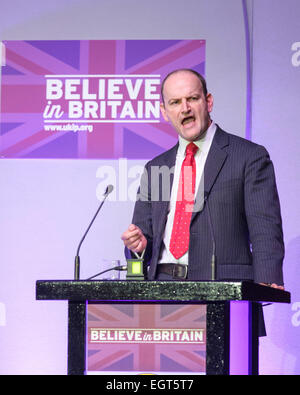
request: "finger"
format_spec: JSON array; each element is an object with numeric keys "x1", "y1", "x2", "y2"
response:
[
  {"x1": 133, "y1": 240, "x2": 143, "y2": 253},
  {"x1": 128, "y1": 239, "x2": 142, "y2": 251},
  {"x1": 133, "y1": 235, "x2": 148, "y2": 253},
  {"x1": 271, "y1": 283, "x2": 285, "y2": 290},
  {"x1": 121, "y1": 228, "x2": 141, "y2": 241},
  {"x1": 127, "y1": 234, "x2": 142, "y2": 246}
]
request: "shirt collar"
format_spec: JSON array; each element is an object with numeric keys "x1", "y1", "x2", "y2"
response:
[{"x1": 177, "y1": 121, "x2": 217, "y2": 157}]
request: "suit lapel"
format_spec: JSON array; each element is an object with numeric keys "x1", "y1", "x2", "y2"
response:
[
  {"x1": 154, "y1": 143, "x2": 178, "y2": 236},
  {"x1": 192, "y1": 126, "x2": 229, "y2": 221},
  {"x1": 160, "y1": 142, "x2": 178, "y2": 185},
  {"x1": 203, "y1": 127, "x2": 229, "y2": 195}
]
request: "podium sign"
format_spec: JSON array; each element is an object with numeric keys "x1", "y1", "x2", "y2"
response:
[{"x1": 87, "y1": 304, "x2": 206, "y2": 374}]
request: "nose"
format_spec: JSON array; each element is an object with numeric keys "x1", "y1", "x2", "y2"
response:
[{"x1": 181, "y1": 98, "x2": 191, "y2": 113}]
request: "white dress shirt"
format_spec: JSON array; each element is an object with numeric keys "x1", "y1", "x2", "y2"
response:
[{"x1": 159, "y1": 121, "x2": 217, "y2": 265}]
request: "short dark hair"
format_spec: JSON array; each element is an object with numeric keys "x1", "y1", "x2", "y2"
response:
[{"x1": 161, "y1": 69, "x2": 208, "y2": 103}]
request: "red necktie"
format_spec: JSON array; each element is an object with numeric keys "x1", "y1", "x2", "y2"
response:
[{"x1": 169, "y1": 142, "x2": 198, "y2": 259}]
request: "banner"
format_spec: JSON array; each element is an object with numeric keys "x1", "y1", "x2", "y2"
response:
[{"x1": 0, "y1": 40, "x2": 205, "y2": 159}]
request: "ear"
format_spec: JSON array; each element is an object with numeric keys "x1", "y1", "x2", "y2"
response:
[
  {"x1": 206, "y1": 93, "x2": 214, "y2": 113},
  {"x1": 160, "y1": 102, "x2": 169, "y2": 122}
]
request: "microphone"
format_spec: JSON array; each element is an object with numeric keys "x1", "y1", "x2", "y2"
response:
[
  {"x1": 204, "y1": 192, "x2": 216, "y2": 281},
  {"x1": 86, "y1": 265, "x2": 127, "y2": 281},
  {"x1": 74, "y1": 185, "x2": 114, "y2": 280}
]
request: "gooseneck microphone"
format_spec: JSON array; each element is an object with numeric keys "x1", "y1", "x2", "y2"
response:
[
  {"x1": 74, "y1": 185, "x2": 114, "y2": 280},
  {"x1": 204, "y1": 192, "x2": 216, "y2": 281}
]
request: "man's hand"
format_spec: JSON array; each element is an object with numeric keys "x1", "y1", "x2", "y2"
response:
[
  {"x1": 259, "y1": 282, "x2": 285, "y2": 290},
  {"x1": 121, "y1": 224, "x2": 147, "y2": 253}
]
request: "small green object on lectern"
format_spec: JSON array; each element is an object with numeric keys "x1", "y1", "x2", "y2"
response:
[{"x1": 126, "y1": 259, "x2": 144, "y2": 280}]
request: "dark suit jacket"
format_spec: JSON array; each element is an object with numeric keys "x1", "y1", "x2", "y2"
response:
[{"x1": 131, "y1": 126, "x2": 284, "y2": 284}]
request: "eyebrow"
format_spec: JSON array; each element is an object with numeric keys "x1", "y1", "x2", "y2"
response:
[{"x1": 167, "y1": 93, "x2": 201, "y2": 104}]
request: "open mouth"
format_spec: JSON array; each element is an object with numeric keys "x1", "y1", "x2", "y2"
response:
[{"x1": 181, "y1": 116, "x2": 195, "y2": 126}]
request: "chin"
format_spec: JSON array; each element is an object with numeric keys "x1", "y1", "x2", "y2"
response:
[{"x1": 180, "y1": 130, "x2": 203, "y2": 142}]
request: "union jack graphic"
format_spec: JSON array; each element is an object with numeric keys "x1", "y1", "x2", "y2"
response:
[
  {"x1": 87, "y1": 303, "x2": 206, "y2": 373},
  {"x1": 0, "y1": 40, "x2": 205, "y2": 159}
]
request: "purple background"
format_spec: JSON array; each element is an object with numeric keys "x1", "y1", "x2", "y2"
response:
[{"x1": 0, "y1": 0, "x2": 299, "y2": 375}]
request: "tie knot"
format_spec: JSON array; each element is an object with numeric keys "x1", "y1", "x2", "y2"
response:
[{"x1": 186, "y1": 142, "x2": 198, "y2": 157}]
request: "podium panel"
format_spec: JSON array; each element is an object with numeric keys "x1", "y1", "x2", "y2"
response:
[{"x1": 87, "y1": 303, "x2": 207, "y2": 374}]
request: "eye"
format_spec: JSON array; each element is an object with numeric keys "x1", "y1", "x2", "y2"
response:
[
  {"x1": 169, "y1": 99, "x2": 180, "y2": 105},
  {"x1": 189, "y1": 96, "x2": 199, "y2": 102}
]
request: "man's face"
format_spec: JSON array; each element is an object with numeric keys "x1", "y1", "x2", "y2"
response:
[{"x1": 160, "y1": 71, "x2": 213, "y2": 141}]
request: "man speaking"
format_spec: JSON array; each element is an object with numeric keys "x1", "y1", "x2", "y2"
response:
[{"x1": 121, "y1": 69, "x2": 284, "y2": 290}]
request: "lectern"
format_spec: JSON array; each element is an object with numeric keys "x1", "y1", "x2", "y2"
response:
[{"x1": 35, "y1": 280, "x2": 290, "y2": 375}]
